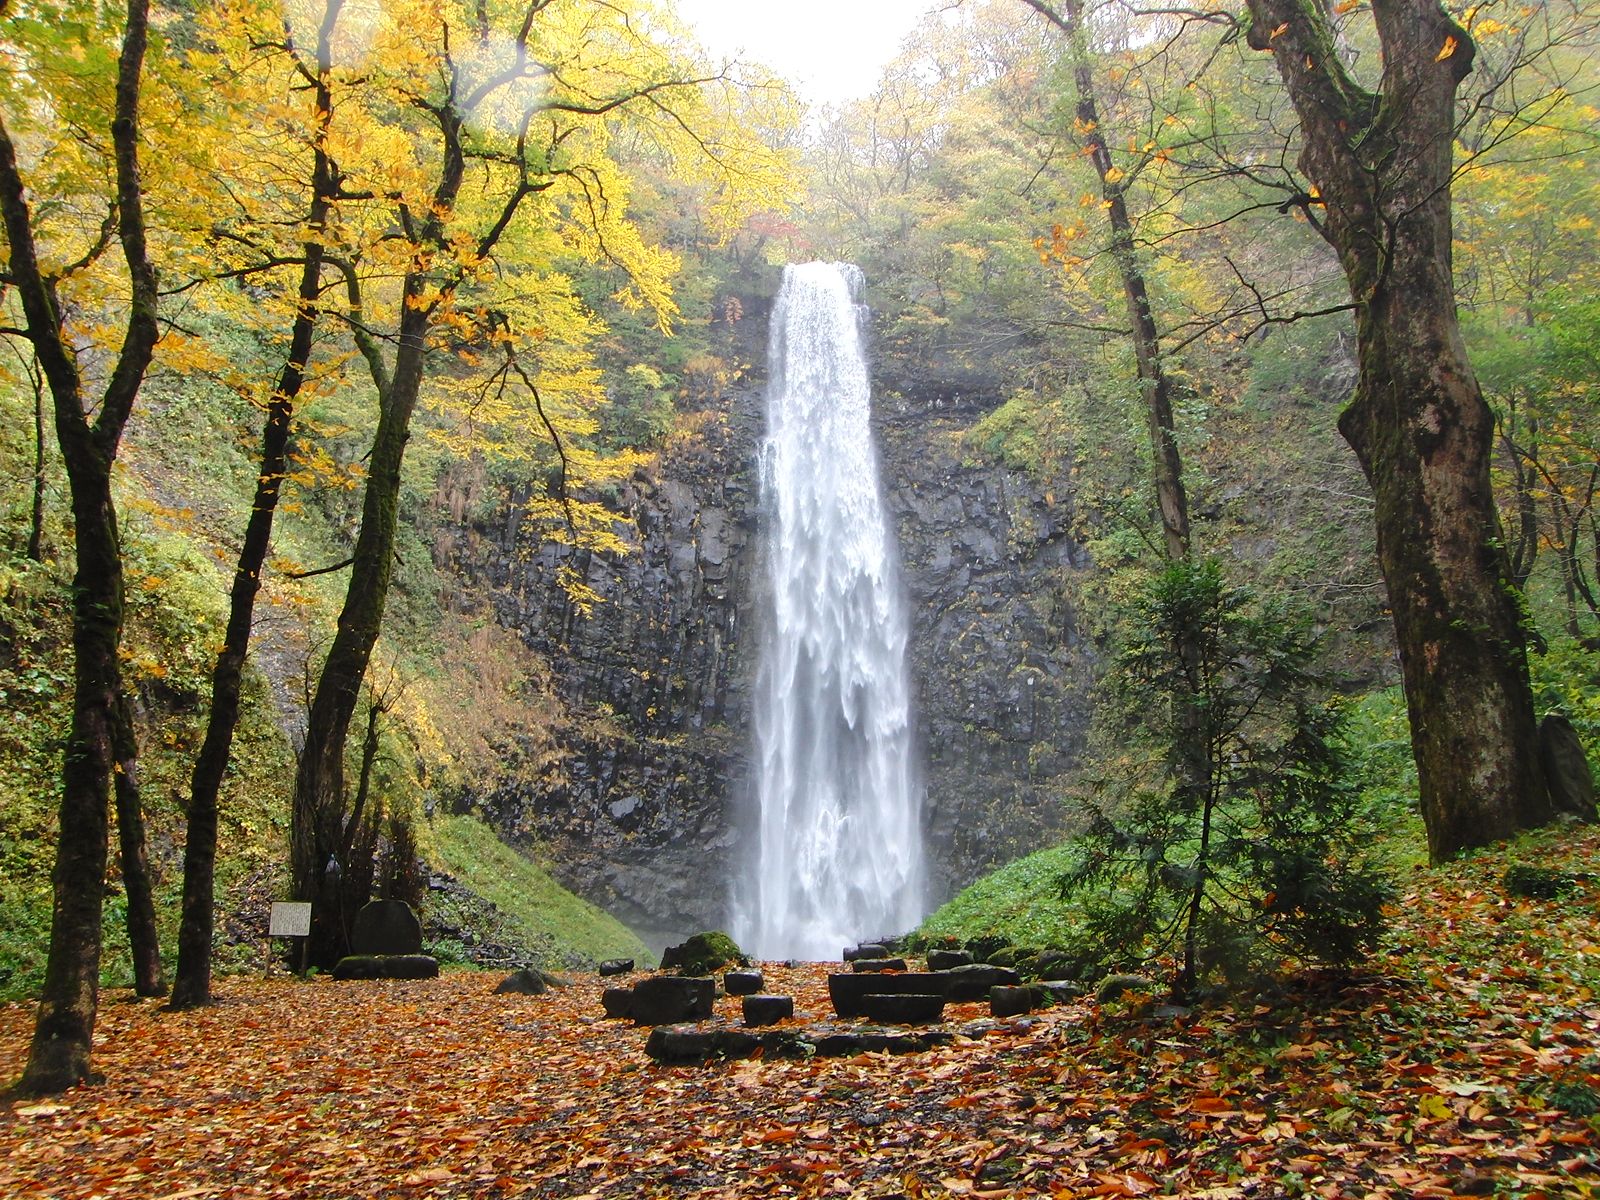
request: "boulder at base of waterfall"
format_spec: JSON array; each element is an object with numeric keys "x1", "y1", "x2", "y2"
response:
[
  {"x1": 851, "y1": 957, "x2": 907, "y2": 973},
  {"x1": 331, "y1": 954, "x2": 439, "y2": 981},
  {"x1": 724, "y1": 969, "x2": 764, "y2": 996},
  {"x1": 859, "y1": 992, "x2": 946, "y2": 1025},
  {"x1": 990, "y1": 986, "x2": 1036, "y2": 1018},
  {"x1": 598, "y1": 958, "x2": 635, "y2": 977},
  {"x1": 631, "y1": 975, "x2": 715, "y2": 1026},
  {"x1": 927, "y1": 948, "x2": 973, "y2": 971},
  {"x1": 1540, "y1": 714, "x2": 1599, "y2": 820},
  {"x1": 742, "y1": 994, "x2": 794, "y2": 1026},
  {"x1": 349, "y1": 899, "x2": 425, "y2": 956},
  {"x1": 660, "y1": 931, "x2": 745, "y2": 976},
  {"x1": 601, "y1": 986, "x2": 636, "y2": 1019},
  {"x1": 827, "y1": 971, "x2": 950, "y2": 1018},
  {"x1": 941, "y1": 963, "x2": 1022, "y2": 1001},
  {"x1": 493, "y1": 969, "x2": 546, "y2": 996},
  {"x1": 844, "y1": 943, "x2": 890, "y2": 962}
]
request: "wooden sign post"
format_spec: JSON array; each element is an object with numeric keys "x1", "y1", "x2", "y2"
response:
[{"x1": 268, "y1": 901, "x2": 313, "y2": 978}]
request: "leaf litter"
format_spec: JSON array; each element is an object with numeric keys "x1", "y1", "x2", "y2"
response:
[{"x1": 1, "y1": 828, "x2": 1597, "y2": 1198}]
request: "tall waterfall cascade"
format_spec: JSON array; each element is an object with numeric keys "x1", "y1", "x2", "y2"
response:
[{"x1": 737, "y1": 262, "x2": 926, "y2": 961}]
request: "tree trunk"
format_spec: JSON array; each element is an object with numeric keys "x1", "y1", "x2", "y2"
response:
[
  {"x1": 292, "y1": 313, "x2": 428, "y2": 966},
  {"x1": 27, "y1": 357, "x2": 45, "y2": 562},
  {"x1": 170, "y1": 0, "x2": 342, "y2": 1011},
  {"x1": 113, "y1": 692, "x2": 165, "y2": 998},
  {"x1": 1025, "y1": 0, "x2": 1192, "y2": 562},
  {"x1": 291, "y1": 97, "x2": 468, "y2": 968},
  {"x1": 1, "y1": 0, "x2": 158, "y2": 1095},
  {"x1": 1247, "y1": 0, "x2": 1551, "y2": 861}
]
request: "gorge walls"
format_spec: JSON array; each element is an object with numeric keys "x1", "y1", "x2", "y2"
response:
[{"x1": 471, "y1": 296, "x2": 1095, "y2": 949}]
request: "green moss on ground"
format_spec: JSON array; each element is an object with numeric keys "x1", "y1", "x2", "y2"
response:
[{"x1": 425, "y1": 813, "x2": 650, "y2": 970}]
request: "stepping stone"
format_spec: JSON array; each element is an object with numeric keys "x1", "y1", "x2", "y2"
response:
[
  {"x1": 598, "y1": 958, "x2": 634, "y2": 977},
  {"x1": 724, "y1": 969, "x2": 765, "y2": 996},
  {"x1": 631, "y1": 975, "x2": 715, "y2": 1026},
  {"x1": 828, "y1": 971, "x2": 949, "y2": 1018},
  {"x1": 990, "y1": 985, "x2": 1035, "y2": 1018},
  {"x1": 941, "y1": 964, "x2": 1022, "y2": 1001},
  {"x1": 644, "y1": 1024, "x2": 954, "y2": 1065},
  {"x1": 844, "y1": 943, "x2": 890, "y2": 962},
  {"x1": 860, "y1": 992, "x2": 945, "y2": 1024},
  {"x1": 927, "y1": 948, "x2": 973, "y2": 971},
  {"x1": 851, "y1": 957, "x2": 907, "y2": 973},
  {"x1": 742, "y1": 994, "x2": 793, "y2": 1026},
  {"x1": 601, "y1": 986, "x2": 635, "y2": 1019}
]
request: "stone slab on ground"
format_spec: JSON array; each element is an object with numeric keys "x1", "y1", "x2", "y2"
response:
[
  {"x1": 331, "y1": 954, "x2": 439, "y2": 981},
  {"x1": 645, "y1": 1023, "x2": 955, "y2": 1065}
]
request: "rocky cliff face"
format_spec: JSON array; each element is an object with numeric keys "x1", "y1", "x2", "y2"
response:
[{"x1": 471, "y1": 307, "x2": 1094, "y2": 948}]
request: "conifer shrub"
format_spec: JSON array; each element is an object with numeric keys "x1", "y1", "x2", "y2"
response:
[{"x1": 1064, "y1": 559, "x2": 1391, "y2": 997}]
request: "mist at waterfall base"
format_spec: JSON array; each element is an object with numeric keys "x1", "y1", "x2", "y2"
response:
[{"x1": 732, "y1": 262, "x2": 927, "y2": 962}]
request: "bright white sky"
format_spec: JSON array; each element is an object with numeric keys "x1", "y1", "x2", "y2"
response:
[{"x1": 672, "y1": 0, "x2": 940, "y2": 107}]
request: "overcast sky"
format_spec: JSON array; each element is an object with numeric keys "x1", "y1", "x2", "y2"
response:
[{"x1": 672, "y1": 0, "x2": 940, "y2": 107}]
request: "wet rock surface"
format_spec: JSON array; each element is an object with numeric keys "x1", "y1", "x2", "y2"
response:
[{"x1": 460, "y1": 294, "x2": 1096, "y2": 942}]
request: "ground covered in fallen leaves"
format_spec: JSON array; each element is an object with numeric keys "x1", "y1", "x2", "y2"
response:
[{"x1": 3, "y1": 829, "x2": 1598, "y2": 1199}]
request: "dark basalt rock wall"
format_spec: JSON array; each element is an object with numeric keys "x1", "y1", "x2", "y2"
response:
[{"x1": 469, "y1": 313, "x2": 1094, "y2": 948}]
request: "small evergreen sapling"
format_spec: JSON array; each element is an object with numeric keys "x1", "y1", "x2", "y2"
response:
[{"x1": 1065, "y1": 560, "x2": 1390, "y2": 997}]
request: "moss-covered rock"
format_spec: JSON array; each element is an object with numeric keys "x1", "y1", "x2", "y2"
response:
[{"x1": 661, "y1": 930, "x2": 745, "y2": 976}]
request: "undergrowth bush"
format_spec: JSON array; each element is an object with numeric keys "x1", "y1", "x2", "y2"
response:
[{"x1": 1064, "y1": 559, "x2": 1392, "y2": 996}]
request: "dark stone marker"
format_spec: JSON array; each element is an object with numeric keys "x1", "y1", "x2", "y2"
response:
[
  {"x1": 860, "y1": 992, "x2": 946, "y2": 1025},
  {"x1": 493, "y1": 968, "x2": 547, "y2": 995},
  {"x1": 1034, "y1": 950, "x2": 1079, "y2": 981},
  {"x1": 631, "y1": 975, "x2": 715, "y2": 1026},
  {"x1": 844, "y1": 943, "x2": 890, "y2": 962},
  {"x1": 742, "y1": 994, "x2": 794, "y2": 1026},
  {"x1": 989, "y1": 986, "x2": 1035, "y2": 1018},
  {"x1": 927, "y1": 948, "x2": 973, "y2": 971},
  {"x1": 1540, "y1": 714, "x2": 1599, "y2": 820},
  {"x1": 941, "y1": 963, "x2": 1022, "y2": 1001},
  {"x1": 601, "y1": 986, "x2": 635, "y2": 1019},
  {"x1": 827, "y1": 971, "x2": 950, "y2": 1018},
  {"x1": 331, "y1": 953, "x2": 439, "y2": 981},
  {"x1": 349, "y1": 899, "x2": 424, "y2": 956},
  {"x1": 598, "y1": 958, "x2": 635, "y2": 977},
  {"x1": 851, "y1": 957, "x2": 907, "y2": 973},
  {"x1": 724, "y1": 969, "x2": 764, "y2": 996}
]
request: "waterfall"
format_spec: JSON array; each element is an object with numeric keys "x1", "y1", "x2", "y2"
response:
[{"x1": 737, "y1": 262, "x2": 925, "y2": 961}]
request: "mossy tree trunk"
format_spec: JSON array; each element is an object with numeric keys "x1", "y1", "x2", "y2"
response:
[
  {"x1": 1246, "y1": 0, "x2": 1552, "y2": 860},
  {"x1": 0, "y1": 0, "x2": 159, "y2": 1094}
]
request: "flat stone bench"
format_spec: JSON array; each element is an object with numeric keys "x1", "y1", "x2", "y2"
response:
[{"x1": 646, "y1": 1024, "x2": 954, "y2": 1065}]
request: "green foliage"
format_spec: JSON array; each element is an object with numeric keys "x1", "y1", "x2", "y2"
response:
[
  {"x1": 1065, "y1": 559, "x2": 1392, "y2": 994},
  {"x1": 425, "y1": 813, "x2": 650, "y2": 970},
  {"x1": 917, "y1": 843, "x2": 1085, "y2": 951}
]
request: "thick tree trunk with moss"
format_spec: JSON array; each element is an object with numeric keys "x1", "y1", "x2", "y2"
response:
[
  {"x1": 1247, "y1": 0, "x2": 1551, "y2": 861},
  {"x1": 0, "y1": 0, "x2": 157, "y2": 1095}
]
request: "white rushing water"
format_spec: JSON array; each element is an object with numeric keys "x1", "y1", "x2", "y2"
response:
[{"x1": 737, "y1": 262, "x2": 925, "y2": 961}]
